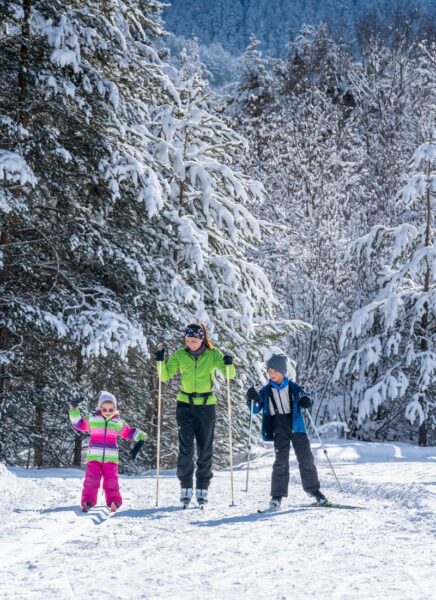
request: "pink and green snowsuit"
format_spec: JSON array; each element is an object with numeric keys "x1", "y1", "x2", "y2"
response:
[{"x1": 69, "y1": 408, "x2": 146, "y2": 507}]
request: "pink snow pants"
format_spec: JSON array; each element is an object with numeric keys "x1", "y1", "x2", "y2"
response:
[{"x1": 81, "y1": 461, "x2": 122, "y2": 507}]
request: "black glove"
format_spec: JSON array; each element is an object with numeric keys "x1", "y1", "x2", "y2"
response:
[
  {"x1": 70, "y1": 398, "x2": 82, "y2": 408},
  {"x1": 223, "y1": 354, "x2": 233, "y2": 365},
  {"x1": 300, "y1": 395, "x2": 312, "y2": 409},
  {"x1": 155, "y1": 348, "x2": 165, "y2": 361},
  {"x1": 246, "y1": 386, "x2": 260, "y2": 408},
  {"x1": 130, "y1": 440, "x2": 145, "y2": 461}
]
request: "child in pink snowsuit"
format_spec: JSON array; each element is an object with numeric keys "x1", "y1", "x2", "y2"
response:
[{"x1": 69, "y1": 391, "x2": 147, "y2": 512}]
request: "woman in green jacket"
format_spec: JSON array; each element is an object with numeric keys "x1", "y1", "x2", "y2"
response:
[{"x1": 156, "y1": 322, "x2": 235, "y2": 506}]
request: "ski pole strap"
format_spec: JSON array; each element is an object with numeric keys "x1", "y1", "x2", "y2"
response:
[{"x1": 180, "y1": 391, "x2": 212, "y2": 406}]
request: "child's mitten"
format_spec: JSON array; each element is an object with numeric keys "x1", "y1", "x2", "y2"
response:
[{"x1": 130, "y1": 440, "x2": 145, "y2": 461}]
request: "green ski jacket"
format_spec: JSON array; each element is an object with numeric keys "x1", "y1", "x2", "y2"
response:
[{"x1": 157, "y1": 347, "x2": 236, "y2": 405}]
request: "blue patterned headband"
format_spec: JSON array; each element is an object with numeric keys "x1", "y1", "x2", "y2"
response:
[{"x1": 184, "y1": 324, "x2": 205, "y2": 339}]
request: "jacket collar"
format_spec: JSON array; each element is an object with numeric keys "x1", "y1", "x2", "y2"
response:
[
  {"x1": 185, "y1": 344, "x2": 207, "y2": 359},
  {"x1": 269, "y1": 377, "x2": 289, "y2": 391}
]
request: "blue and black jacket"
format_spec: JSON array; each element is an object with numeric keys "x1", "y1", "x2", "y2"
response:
[{"x1": 251, "y1": 380, "x2": 308, "y2": 441}]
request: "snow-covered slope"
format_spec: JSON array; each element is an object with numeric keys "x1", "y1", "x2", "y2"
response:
[{"x1": 0, "y1": 441, "x2": 435, "y2": 599}]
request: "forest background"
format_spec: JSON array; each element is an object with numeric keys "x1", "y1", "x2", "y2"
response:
[{"x1": 0, "y1": 0, "x2": 434, "y2": 472}]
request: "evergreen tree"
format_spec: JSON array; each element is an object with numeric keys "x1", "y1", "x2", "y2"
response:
[
  {"x1": 0, "y1": 3, "x2": 295, "y2": 469},
  {"x1": 234, "y1": 34, "x2": 274, "y2": 118},
  {"x1": 335, "y1": 139, "x2": 435, "y2": 445},
  {"x1": 225, "y1": 26, "x2": 435, "y2": 440},
  {"x1": 0, "y1": 0, "x2": 178, "y2": 466}
]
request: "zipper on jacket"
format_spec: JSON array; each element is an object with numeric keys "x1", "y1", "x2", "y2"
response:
[
  {"x1": 101, "y1": 418, "x2": 109, "y2": 463},
  {"x1": 193, "y1": 351, "x2": 205, "y2": 393},
  {"x1": 183, "y1": 349, "x2": 211, "y2": 403}
]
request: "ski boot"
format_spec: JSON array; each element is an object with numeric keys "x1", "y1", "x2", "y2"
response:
[
  {"x1": 81, "y1": 502, "x2": 92, "y2": 513},
  {"x1": 196, "y1": 489, "x2": 208, "y2": 508},
  {"x1": 269, "y1": 496, "x2": 282, "y2": 510},
  {"x1": 180, "y1": 488, "x2": 193, "y2": 509},
  {"x1": 309, "y1": 490, "x2": 329, "y2": 506}
]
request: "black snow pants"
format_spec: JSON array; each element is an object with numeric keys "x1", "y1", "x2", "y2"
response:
[
  {"x1": 176, "y1": 401, "x2": 216, "y2": 490},
  {"x1": 271, "y1": 413, "x2": 320, "y2": 497}
]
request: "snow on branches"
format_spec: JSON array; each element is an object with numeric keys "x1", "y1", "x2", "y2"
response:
[{"x1": 335, "y1": 139, "x2": 435, "y2": 440}]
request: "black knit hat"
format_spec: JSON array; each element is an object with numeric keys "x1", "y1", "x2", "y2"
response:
[{"x1": 266, "y1": 354, "x2": 287, "y2": 376}]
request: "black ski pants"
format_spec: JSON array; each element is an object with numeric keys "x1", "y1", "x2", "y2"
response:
[
  {"x1": 176, "y1": 401, "x2": 216, "y2": 490},
  {"x1": 271, "y1": 413, "x2": 320, "y2": 497}
]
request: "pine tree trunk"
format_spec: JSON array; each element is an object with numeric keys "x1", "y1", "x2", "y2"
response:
[
  {"x1": 0, "y1": 215, "x2": 12, "y2": 450},
  {"x1": 33, "y1": 403, "x2": 44, "y2": 467},
  {"x1": 0, "y1": 233, "x2": 8, "y2": 431},
  {"x1": 73, "y1": 435, "x2": 82, "y2": 466},
  {"x1": 72, "y1": 353, "x2": 83, "y2": 466},
  {"x1": 418, "y1": 421, "x2": 428, "y2": 447},
  {"x1": 18, "y1": 0, "x2": 31, "y2": 124},
  {"x1": 418, "y1": 162, "x2": 432, "y2": 447}
]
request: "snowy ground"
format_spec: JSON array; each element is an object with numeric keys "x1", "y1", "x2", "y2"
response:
[{"x1": 1, "y1": 440, "x2": 435, "y2": 600}]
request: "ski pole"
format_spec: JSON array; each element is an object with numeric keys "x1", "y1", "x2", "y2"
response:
[
  {"x1": 226, "y1": 366, "x2": 236, "y2": 507},
  {"x1": 303, "y1": 408, "x2": 343, "y2": 493},
  {"x1": 244, "y1": 400, "x2": 254, "y2": 493},
  {"x1": 155, "y1": 361, "x2": 162, "y2": 507}
]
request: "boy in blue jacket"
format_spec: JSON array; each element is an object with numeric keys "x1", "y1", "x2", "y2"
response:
[{"x1": 247, "y1": 353, "x2": 328, "y2": 509}]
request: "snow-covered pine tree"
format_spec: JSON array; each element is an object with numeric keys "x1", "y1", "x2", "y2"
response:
[
  {"x1": 0, "y1": 0, "x2": 179, "y2": 466},
  {"x1": 335, "y1": 139, "x2": 436, "y2": 445},
  {"x1": 224, "y1": 26, "x2": 436, "y2": 438},
  {"x1": 0, "y1": 3, "x2": 300, "y2": 469},
  {"x1": 232, "y1": 34, "x2": 274, "y2": 120}
]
